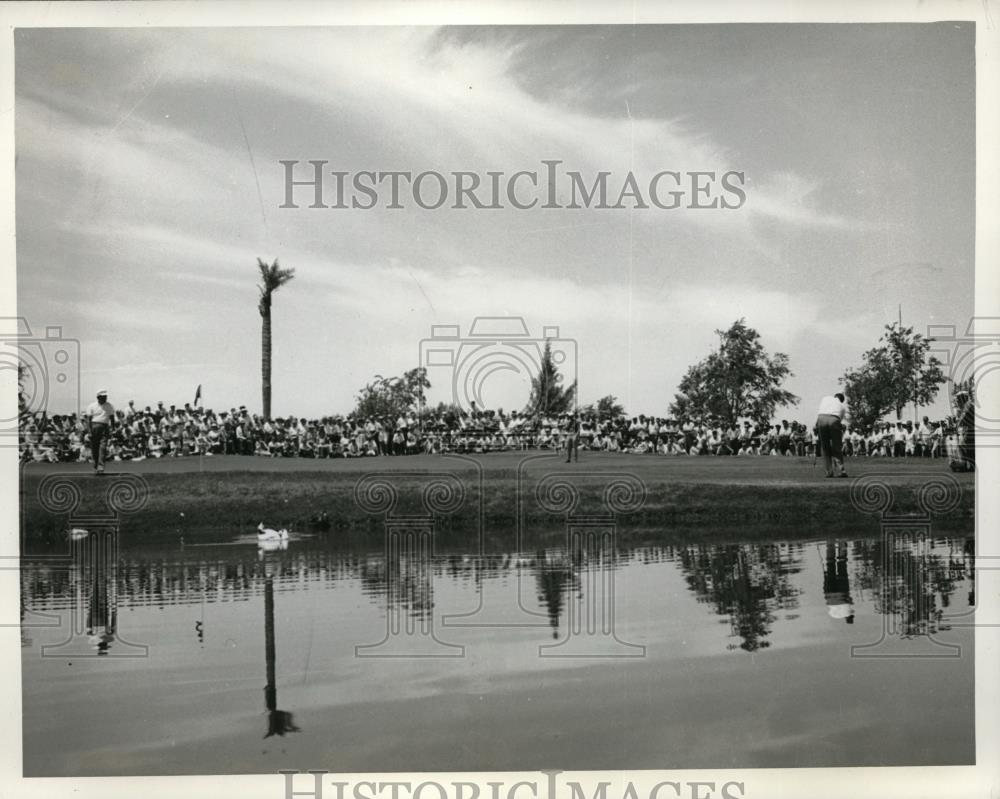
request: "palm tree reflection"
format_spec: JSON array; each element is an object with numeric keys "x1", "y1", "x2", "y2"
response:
[{"x1": 263, "y1": 575, "x2": 300, "y2": 738}]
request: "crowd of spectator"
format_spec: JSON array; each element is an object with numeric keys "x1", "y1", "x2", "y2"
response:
[{"x1": 18, "y1": 399, "x2": 964, "y2": 465}]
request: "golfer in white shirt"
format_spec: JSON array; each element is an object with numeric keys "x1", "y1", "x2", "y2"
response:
[
  {"x1": 815, "y1": 392, "x2": 849, "y2": 478},
  {"x1": 85, "y1": 390, "x2": 115, "y2": 474}
]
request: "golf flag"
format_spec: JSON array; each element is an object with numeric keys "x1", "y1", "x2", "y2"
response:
[{"x1": 194, "y1": 384, "x2": 202, "y2": 406}]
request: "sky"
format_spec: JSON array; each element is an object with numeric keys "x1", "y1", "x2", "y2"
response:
[{"x1": 14, "y1": 24, "x2": 975, "y2": 421}]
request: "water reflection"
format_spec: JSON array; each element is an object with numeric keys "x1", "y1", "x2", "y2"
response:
[
  {"x1": 263, "y1": 575, "x2": 300, "y2": 738},
  {"x1": 534, "y1": 552, "x2": 577, "y2": 639},
  {"x1": 851, "y1": 533, "x2": 972, "y2": 639},
  {"x1": 21, "y1": 533, "x2": 976, "y2": 655},
  {"x1": 823, "y1": 540, "x2": 854, "y2": 624},
  {"x1": 24, "y1": 528, "x2": 149, "y2": 658},
  {"x1": 21, "y1": 529, "x2": 977, "y2": 776},
  {"x1": 676, "y1": 542, "x2": 803, "y2": 651}
]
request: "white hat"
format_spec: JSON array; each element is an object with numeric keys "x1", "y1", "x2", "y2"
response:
[{"x1": 97, "y1": 389, "x2": 108, "y2": 396}]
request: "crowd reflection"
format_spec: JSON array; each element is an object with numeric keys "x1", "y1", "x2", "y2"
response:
[{"x1": 21, "y1": 532, "x2": 975, "y2": 654}]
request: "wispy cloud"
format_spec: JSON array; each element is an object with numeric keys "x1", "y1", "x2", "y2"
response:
[{"x1": 14, "y1": 25, "x2": 972, "y2": 420}]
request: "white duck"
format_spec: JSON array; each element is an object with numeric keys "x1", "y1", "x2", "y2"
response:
[{"x1": 257, "y1": 522, "x2": 289, "y2": 545}]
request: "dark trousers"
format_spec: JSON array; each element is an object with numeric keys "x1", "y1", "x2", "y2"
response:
[
  {"x1": 959, "y1": 427, "x2": 976, "y2": 467},
  {"x1": 816, "y1": 415, "x2": 845, "y2": 476},
  {"x1": 90, "y1": 424, "x2": 109, "y2": 469}
]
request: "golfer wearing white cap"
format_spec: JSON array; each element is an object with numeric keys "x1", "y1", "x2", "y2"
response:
[{"x1": 85, "y1": 390, "x2": 115, "y2": 474}]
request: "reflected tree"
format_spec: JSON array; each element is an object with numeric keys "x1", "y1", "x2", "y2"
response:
[
  {"x1": 851, "y1": 536, "x2": 962, "y2": 637},
  {"x1": 534, "y1": 551, "x2": 577, "y2": 639},
  {"x1": 678, "y1": 542, "x2": 802, "y2": 652}
]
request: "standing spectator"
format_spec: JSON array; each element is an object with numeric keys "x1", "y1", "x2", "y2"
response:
[
  {"x1": 904, "y1": 422, "x2": 917, "y2": 457},
  {"x1": 955, "y1": 389, "x2": 976, "y2": 470},
  {"x1": 930, "y1": 420, "x2": 944, "y2": 458},
  {"x1": 778, "y1": 420, "x2": 792, "y2": 455},
  {"x1": 892, "y1": 422, "x2": 906, "y2": 458},
  {"x1": 915, "y1": 416, "x2": 928, "y2": 457}
]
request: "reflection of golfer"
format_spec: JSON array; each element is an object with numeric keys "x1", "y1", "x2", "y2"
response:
[
  {"x1": 82, "y1": 533, "x2": 117, "y2": 654},
  {"x1": 823, "y1": 540, "x2": 854, "y2": 624},
  {"x1": 815, "y1": 393, "x2": 848, "y2": 478}
]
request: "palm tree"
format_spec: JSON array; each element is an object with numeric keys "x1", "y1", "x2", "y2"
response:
[{"x1": 256, "y1": 258, "x2": 295, "y2": 420}]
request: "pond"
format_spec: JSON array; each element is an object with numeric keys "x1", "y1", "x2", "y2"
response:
[{"x1": 20, "y1": 529, "x2": 975, "y2": 776}]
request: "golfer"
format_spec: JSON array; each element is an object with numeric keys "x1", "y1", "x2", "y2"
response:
[
  {"x1": 564, "y1": 413, "x2": 580, "y2": 464},
  {"x1": 815, "y1": 392, "x2": 849, "y2": 478},
  {"x1": 85, "y1": 389, "x2": 115, "y2": 474}
]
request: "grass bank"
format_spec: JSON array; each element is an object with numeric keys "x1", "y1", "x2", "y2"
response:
[{"x1": 19, "y1": 454, "x2": 975, "y2": 546}]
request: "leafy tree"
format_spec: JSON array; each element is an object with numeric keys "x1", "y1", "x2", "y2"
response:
[
  {"x1": 257, "y1": 258, "x2": 296, "y2": 420},
  {"x1": 596, "y1": 394, "x2": 625, "y2": 420},
  {"x1": 354, "y1": 367, "x2": 431, "y2": 421},
  {"x1": 581, "y1": 394, "x2": 626, "y2": 420},
  {"x1": 524, "y1": 341, "x2": 577, "y2": 417},
  {"x1": 669, "y1": 319, "x2": 798, "y2": 428},
  {"x1": 840, "y1": 350, "x2": 898, "y2": 433},
  {"x1": 840, "y1": 322, "x2": 947, "y2": 428}
]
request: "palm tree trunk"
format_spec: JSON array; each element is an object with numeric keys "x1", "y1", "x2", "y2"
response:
[{"x1": 261, "y1": 309, "x2": 272, "y2": 420}]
